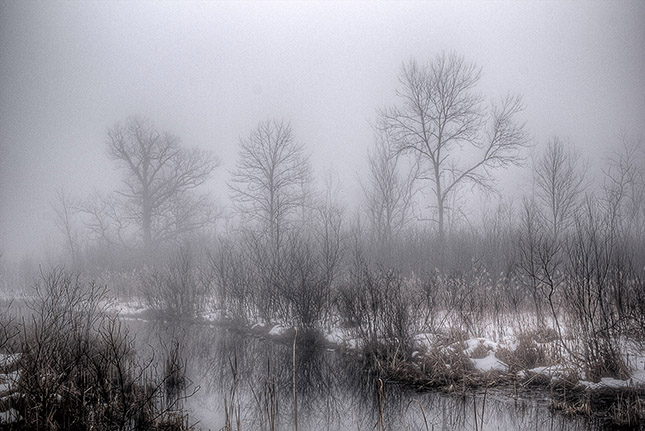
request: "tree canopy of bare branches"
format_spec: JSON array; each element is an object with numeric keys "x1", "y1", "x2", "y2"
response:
[
  {"x1": 106, "y1": 116, "x2": 219, "y2": 251},
  {"x1": 534, "y1": 136, "x2": 586, "y2": 239},
  {"x1": 51, "y1": 188, "x2": 80, "y2": 266},
  {"x1": 603, "y1": 135, "x2": 645, "y2": 238},
  {"x1": 362, "y1": 130, "x2": 416, "y2": 246},
  {"x1": 229, "y1": 119, "x2": 312, "y2": 255},
  {"x1": 379, "y1": 52, "x2": 529, "y2": 241}
]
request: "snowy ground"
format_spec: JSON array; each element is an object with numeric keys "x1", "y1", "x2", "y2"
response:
[
  {"x1": 100, "y1": 299, "x2": 645, "y2": 392},
  {"x1": 0, "y1": 354, "x2": 21, "y2": 425}
]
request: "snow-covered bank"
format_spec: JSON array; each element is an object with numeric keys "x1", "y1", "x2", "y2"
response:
[
  {"x1": 98, "y1": 296, "x2": 645, "y2": 427},
  {"x1": 110, "y1": 299, "x2": 645, "y2": 394}
]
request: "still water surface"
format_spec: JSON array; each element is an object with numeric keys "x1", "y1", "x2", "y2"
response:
[{"x1": 128, "y1": 319, "x2": 600, "y2": 431}]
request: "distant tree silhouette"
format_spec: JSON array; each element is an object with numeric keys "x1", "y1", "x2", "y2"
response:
[
  {"x1": 229, "y1": 119, "x2": 311, "y2": 257},
  {"x1": 106, "y1": 116, "x2": 219, "y2": 251}
]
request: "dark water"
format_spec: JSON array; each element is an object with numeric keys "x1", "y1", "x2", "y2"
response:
[{"x1": 125, "y1": 319, "x2": 602, "y2": 431}]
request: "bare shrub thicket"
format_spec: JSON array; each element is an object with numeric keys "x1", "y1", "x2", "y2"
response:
[
  {"x1": 516, "y1": 188, "x2": 645, "y2": 380},
  {"x1": 209, "y1": 238, "x2": 257, "y2": 323},
  {"x1": 209, "y1": 229, "x2": 340, "y2": 330},
  {"x1": 560, "y1": 199, "x2": 631, "y2": 380},
  {"x1": 274, "y1": 235, "x2": 331, "y2": 329},
  {"x1": 336, "y1": 253, "x2": 425, "y2": 355},
  {"x1": 141, "y1": 246, "x2": 212, "y2": 320},
  {"x1": 4, "y1": 268, "x2": 193, "y2": 430}
]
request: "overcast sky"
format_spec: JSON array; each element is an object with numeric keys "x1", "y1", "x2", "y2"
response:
[{"x1": 1, "y1": 1, "x2": 644, "y2": 261}]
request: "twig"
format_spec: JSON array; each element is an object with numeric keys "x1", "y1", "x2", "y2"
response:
[
  {"x1": 480, "y1": 383, "x2": 488, "y2": 431},
  {"x1": 293, "y1": 327, "x2": 298, "y2": 431},
  {"x1": 413, "y1": 399, "x2": 429, "y2": 431}
]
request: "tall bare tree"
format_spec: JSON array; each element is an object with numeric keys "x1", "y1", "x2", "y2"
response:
[
  {"x1": 362, "y1": 130, "x2": 416, "y2": 246},
  {"x1": 229, "y1": 119, "x2": 312, "y2": 256},
  {"x1": 603, "y1": 135, "x2": 645, "y2": 237},
  {"x1": 51, "y1": 188, "x2": 80, "y2": 266},
  {"x1": 106, "y1": 116, "x2": 219, "y2": 251},
  {"x1": 314, "y1": 171, "x2": 346, "y2": 291},
  {"x1": 379, "y1": 52, "x2": 528, "y2": 241},
  {"x1": 534, "y1": 136, "x2": 586, "y2": 239}
]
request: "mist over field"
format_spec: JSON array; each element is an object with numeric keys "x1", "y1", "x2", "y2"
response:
[
  {"x1": 1, "y1": 1, "x2": 643, "y2": 261},
  {"x1": 1, "y1": 2, "x2": 644, "y2": 430}
]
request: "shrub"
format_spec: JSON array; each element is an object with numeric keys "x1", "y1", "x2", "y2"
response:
[
  {"x1": 6, "y1": 268, "x2": 194, "y2": 430},
  {"x1": 142, "y1": 247, "x2": 210, "y2": 320}
]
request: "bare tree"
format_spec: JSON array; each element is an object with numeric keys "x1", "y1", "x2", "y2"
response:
[
  {"x1": 379, "y1": 52, "x2": 528, "y2": 241},
  {"x1": 362, "y1": 130, "x2": 417, "y2": 246},
  {"x1": 313, "y1": 172, "x2": 346, "y2": 297},
  {"x1": 51, "y1": 188, "x2": 80, "y2": 266},
  {"x1": 229, "y1": 119, "x2": 312, "y2": 256},
  {"x1": 516, "y1": 197, "x2": 563, "y2": 328},
  {"x1": 106, "y1": 116, "x2": 219, "y2": 251},
  {"x1": 603, "y1": 135, "x2": 645, "y2": 239},
  {"x1": 534, "y1": 137, "x2": 586, "y2": 239}
]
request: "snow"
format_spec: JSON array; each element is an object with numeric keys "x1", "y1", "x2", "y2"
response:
[
  {"x1": 200, "y1": 310, "x2": 220, "y2": 322},
  {"x1": 631, "y1": 369, "x2": 645, "y2": 385},
  {"x1": 105, "y1": 299, "x2": 146, "y2": 316},
  {"x1": 94, "y1": 298, "x2": 645, "y2": 393},
  {"x1": 345, "y1": 338, "x2": 360, "y2": 350},
  {"x1": 324, "y1": 327, "x2": 348, "y2": 345},
  {"x1": 578, "y1": 369, "x2": 645, "y2": 390},
  {"x1": 413, "y1": 333, "x2": 436, "y2": 350},
  {"x1": 519, "y1": 365, "x2": 568, "y2": 379},
  {"x1": 0, "y1": 353, "x2": 19, "y2": 369},
  {"x1": 0, "y1": 408, "x2": 20, "y2": 424},
  {"x1": 470, "y1": 351, "x2": 508, "y2": 372},
  {"x1": 464, "y1": 338, "x2": 499, "y2": 354},
  {"x1": 268, "y1": 324, "x2": 288, "y2": 336},
  {"x1": 579, "y1": 378, "x2": 632, "y2": 389}
]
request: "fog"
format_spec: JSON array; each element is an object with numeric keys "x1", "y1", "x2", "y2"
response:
[{"x1": 1, "y1": 1, "x2": 644, "y2": 261}]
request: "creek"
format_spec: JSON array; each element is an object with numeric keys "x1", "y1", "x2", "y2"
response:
[{"x1": 127, "y1": 318, "x2": 602, "y2": 431}]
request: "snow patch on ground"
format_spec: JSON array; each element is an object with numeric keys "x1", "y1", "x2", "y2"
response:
[
  {"x1": 200, "y1": 310, "x2": 221, "y2": 322},
  {"x1": 0, "y1": 408, "x2": 21, "y2": 424},
  {"x1": 321, "y1": 327, "x2": 362, "y2": 350},
  {"x1": 464, "y1": 338, "x2": 499, "y2": 354},
  {"x1": 101, "y1": 298, "x2": 645, "y2": 391},
  {"x1": 268, "y1": 324, "x2": 288, "y2": 336},
  {"x1": 324, "y1": 327, "x2": 347, "y2": 345},
  {"x1": 106, "y1": 298, "x2": 146, "y2": 316},
  {"x1": 471, "y1": 351, "x2": 508, "y2": 372},
  {"x1": 0, "y1": 354, "x2": 19, "y2": 369},
  {"x1": 414, "y1": 333, "x2": 436, "y2": 350},
  {"x1": 518, "y1": 365, "x2": 570, "y2": 380},
  {"x1": 579, "y1": 377, "x2": 634, "y2": 389}
]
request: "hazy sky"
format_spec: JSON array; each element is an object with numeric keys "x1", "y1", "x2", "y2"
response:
[{"x1": 1, "y1": 1, "x2": 644, "y2": 261}]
